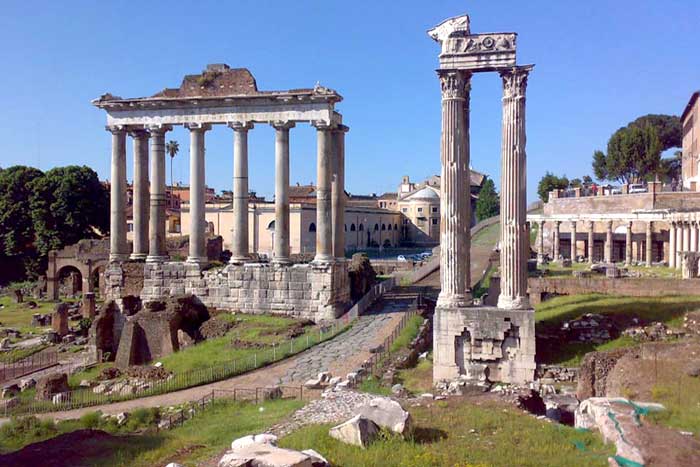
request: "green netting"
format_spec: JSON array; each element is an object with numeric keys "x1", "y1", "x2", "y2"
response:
[{"x1": 612, "y1": 455, "x2": 644, "y2": 467}]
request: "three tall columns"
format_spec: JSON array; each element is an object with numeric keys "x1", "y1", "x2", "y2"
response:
[
  {"x1": 436, "y1": 70, "x2": 472, "y2": 308},
  {"x1": 186, "y1": 123, "x2": 211, "y2": 264},
  {"x1": 497, "y1": 66, "x2": 532, "y2": 310}
]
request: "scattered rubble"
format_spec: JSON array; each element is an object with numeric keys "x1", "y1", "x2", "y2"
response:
[
  {"x1": 329, "y1": 415, "x2": 379, "y2": 448},
  {"x1": 218, "y1": 433, "x2": 329, "y2": 467}
]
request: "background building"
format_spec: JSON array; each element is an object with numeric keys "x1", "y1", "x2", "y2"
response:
[{"x1": 682, "y1": 91, "x2": 700, "y2": 191}]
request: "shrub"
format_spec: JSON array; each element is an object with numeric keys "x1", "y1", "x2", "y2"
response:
[{"x1": 79, "y1": 411, "x2": 102, "y2": 429}]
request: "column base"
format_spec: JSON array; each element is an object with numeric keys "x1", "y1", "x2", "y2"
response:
[
  {"x1": 436, "y1": 292, "x2": 472, "y2": 308},
  {"x1": 496, "y1": 294, "x2": 530, "y2": 310},
  {"x1": 129, "y1": 253, "x2": 147, "y2": 261},
  {"x1": 312, "y1": 254, "x2": 335, "y2": 265},
  {"x1": 146, "y1": 255, "x2": 169, "y2": 263},
  {"x1": 536, "y1": 254, "x2": 545, "y2": 265},
  {"x1": 109, "y1": 253, "x2": 130, "y2": 263},
  {"x1": 229, "y1": 255, "x2": 250, "y2": 265},
  {"x1": 271, "y1": 257, "x2": 292, "y2": 266}
]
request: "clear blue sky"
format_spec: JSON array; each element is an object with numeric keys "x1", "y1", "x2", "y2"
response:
[{"x1": 0, "y1": 0, "x2": 698, "y2": 202}]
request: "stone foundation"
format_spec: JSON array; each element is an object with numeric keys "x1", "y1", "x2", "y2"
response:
[
  {"x1": 433, "y1": 306, "x2": 536, "y2": 385},
  {"x1": 106, "y1": 260, "x2": 350, "y2": 322}
]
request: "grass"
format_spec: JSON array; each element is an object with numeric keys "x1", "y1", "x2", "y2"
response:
[
  {"x1": 535, "y1": 262, "x2": 681, "y2": 279},
  {"x1": 147, "y1": 314, "x2": 315, "y2": 375},
  {"x1": 358, "y1": 376, "x2": 392, "y2": 396},
  {"x1": 472, "y1": 222, "x2": 500, "y2": 248},
  {"x1": 0, "y1": 344, "x2": 48, "y2": 363},
  {"x1": 535, "y1": 294, "x2": 700, "y2": 366},
  {"x1": 397, "y1": 356, "x2": 434, "y2": 395},
  {"x1": 389, "y1": 315, "x2": 423, "y2": 353},
  {"x1": 0, "y1": 399, "x2": 302, "y2": 466},
  {"x1": 646, "y1": 370, "x2": 700, "y2": 435},
  {"x1": 279, "y1": 399, "x2": 614, "y2": 467},
  {"x1": 0, "y1": 296, "x2": 56, "y2": 334},
  {"x1": 473, "y1": 263, "x2": 495, "y2": 299}
]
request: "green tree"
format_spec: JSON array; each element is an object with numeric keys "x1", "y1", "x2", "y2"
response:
[
  {"x1": 475, "y1": 178, "x2": 499, "y2": 221},
  {"x1": 658, "y1": 150, "x2": 682, "y2": 183},
  {"x1": 30, "y1": 166, "x2": 109, "y2": 257},
  {"x1": 569, "y1": 178, "x2": 582, "y2": 188},
  {"x1": 537, "y1": 172, "x2": 569, "y2": 203},
  {"x1": 592, "y1": 114, "x2": 680, "y2": 184},
  {"x1": 166, "y1": 140, "x2": 180, "y2": 189},
  {"x1": 582, "y1": 175, "x2": 593, "y2": 185}
]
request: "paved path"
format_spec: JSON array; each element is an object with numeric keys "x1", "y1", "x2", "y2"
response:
[{"x1": 2, "y1": 288, "x2": 418, "y2": 423}]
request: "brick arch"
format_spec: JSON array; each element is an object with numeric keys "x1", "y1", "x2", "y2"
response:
[{"x1": 47, "y1": 257, "x2": 108, "y2": 300}]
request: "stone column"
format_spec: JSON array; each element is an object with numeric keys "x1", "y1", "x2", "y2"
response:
[
  {"x1": 669, "y1": 222, "x2": 677, "y2": 268},
  {"x1": 498, "y1": 66, "x2": 532, "y2": 310},
  {"x1": 536, "y1": 220, "x2": 545, "y2": 264},
  {"x1": 313, "y1": 122, "x2": 334, "y2": 263},
  {"x1": 553, "y1": 221, "x2": 560, "y2": 260},
  {"x1": 332, "y1": 125, "x2": 348, "y2": 259},
  {"x1": 108, "y1": 126, "x2": 128, "y2": 262},
  {"x1": 129, "y1": 129, "x2": 149, "y2": 260},
  {"x1": 146, "y1": 125, "x2": 172, "y2": 262},
  {"x1": 437, "y1": 70, "x2": 472, "y2": 308},
  {"x1": 229, "y1": 122, "x2": 254, "y2": 263},
  {"x1": 588, "y1": 221, "x2": 595, "y2": 263},
  {"x1": 272, "y1": 121, "x2": 294, "y2": 264},
  {"x1": 683, "y1": 221, "x2": 691, "y2": 255},
  {"x1": 676, "y1": 223, "x2": 684, "y2": 269},
  {"x1": 570, "y1": 221, "x2": 577, "y2": 259},
  {"x1": 691, "y1": 221, "x2": 698, "y2": 253},
  {"x1": 186, "y1": 123, "x2": 211, "y2": 264},
  {"x1": 646, "y1": 221, "x2": 653, "y2": 266},
  {"x1": 605, "y1": 220, "x2": 613, "y2": 263},
  {"x1": 625, "y1": 221, "x2": 633, "y2": 265}
]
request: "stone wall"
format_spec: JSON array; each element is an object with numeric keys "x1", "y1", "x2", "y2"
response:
[
  {"x1": 528, "y1": 276, "x2": 700, "y2": 305},
  {"x1": 433, "y1": 306, "x2": 536, "y2": 384},
  {"x1": 104, "y1": 261, "x2": 352, "y2": 322},
  {"x1": 544, "y1": 191, "x2": 700, "y2": 216}
]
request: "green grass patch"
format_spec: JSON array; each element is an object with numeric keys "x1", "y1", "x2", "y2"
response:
[
  {"x1": 358, "y1": 376, "x2": 392, "y2": 396},
  {"x1": 389, "y1": 315, "x2": 423, "y2": 353},
  {"x1": 473, "y1": 263, "x2": 495, "y2": 299},
  {"x1": 280, "y1": 400, "x2": 613, "y2": 467},
  {"x1": 535, "y1": 294, "x2": 700, "y2": 365},
  {"x1": 0, "y1": 296, "x2": 57, "y2": 334},
  {"x1": 396, "y1": 356, "x2": 433, "y2": 395},
  {"x1": 472, "y1": 222, "x2": 500, "y2": 247},
  {"x1": 0, "y1": 344, "x2": 48, "y2": 363},
  {"x1": 644, "y1": 362, "x2": 700, "y2": 434}
]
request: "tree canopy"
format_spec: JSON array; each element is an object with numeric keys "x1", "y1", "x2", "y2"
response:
[
  {"x1": 0, "y1": 165, "x2": 109, "y2": 283},
  {"x1": 537, "y1": 172, "x2": 569, "y2": 203},
  {"x1": 475, "y1": 178, "x2": 499, "y2": 221},
  {"x1": 592, "y1": 114, "x2": 681, "y2": 184}
]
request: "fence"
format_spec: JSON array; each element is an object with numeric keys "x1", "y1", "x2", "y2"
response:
[
  {"x1": 360, "y1": 305, "x2": 421, "y2": 379},
  {"x1": 0, "y1": 349, "x2": 58, "y2": 384},
  {"x1": 4, "y1": 322, "x2": 346, "y2": 417},
  {"x1": 339, "y1": 276, "x2": 397, "y2": 324},
  {"x1": 159, "y1": 385, "x2": 304, "y2": 430}
]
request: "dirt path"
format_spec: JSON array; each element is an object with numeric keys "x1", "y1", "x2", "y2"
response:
[{"x1": 1, "y1": 290, "x2": 417, "y2": 423}]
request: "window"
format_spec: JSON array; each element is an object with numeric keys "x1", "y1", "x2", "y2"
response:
[
  {"x1": 309, "y1": 223, "x2": 316, "y2": 232},
  {"x1": 387, "y1": 224, "x2": 392, "y2": 231},
  {"x1": 417, "y1": 207, "x2": 423, "y2": 213},
  {"x1": 432, "y1": 207, "x2": 438, "y2": 213},
  {"x1": 381, "y1": 224, "x2": 386, "y2": 231},
  {"x1": 394, "y1": 224, "x2": 398, "y2": 230},
  {"x1": 344, "y1": 224, "x2": 347, "y2": 231},
  {"x1": 350, "y1": 223, "x2": 356, "y2": 231},
  {"x1": 432, "y1": 218, "x2": 438, "y2": 225},
  {"x1": 359, "y1": 224, "x2": 364, "y2": 231},
  {"x1": 374, "y1": 224, "x2": 379, "y2": 231},
  {"x1": 401, "y1": 208, "x2": 408, "y2": 213}
]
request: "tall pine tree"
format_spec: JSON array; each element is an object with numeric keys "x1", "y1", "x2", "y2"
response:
[{"x1": 475, "y1": 178, "x2": 499, "y2": 221}]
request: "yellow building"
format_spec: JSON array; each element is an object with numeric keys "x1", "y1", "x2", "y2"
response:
[{"x1": 682, "y1": 91, "x2": 700, "y2": 190}]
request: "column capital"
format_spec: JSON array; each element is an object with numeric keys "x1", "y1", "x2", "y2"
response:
[
  {"x1": 606, "y1": 220, "x2": 614, "y2": 229},
  {"x1": 499, "y1": 64, "x2": 534, "y2": 99},
  {"x1": 145, "y1": 124, "x2": 173, "y2": 134},
  {"x1": 271, "y1": 121, "x2": 296, "y2": 131},
  {"x1": 570, "y1": 220, "x2": 577, "y2": 229},
  {"x1": 184, "y1": 122, "x2": 212, "y2": 132},
  {"x1": 106, "y1": 125, "x2": 126, "y2": 135},
  {"x1": 228, "y1": 121, "x2": 254, "y2": 131},
  {"x1": 437, "y1": 69, "x2": 471, "y2": 100},
  {"x1": 311, "y1": 120, "x2": 335, "y2": 131},
  {"x1": 588, "y1": 220, "x2": 595, "y2": 228},
  {"x1": 336, "y1": 124, "x2": 350, "y2": 133},
  {"x1": 127, "y1": 127, "x2": 149, "y2": 139}
]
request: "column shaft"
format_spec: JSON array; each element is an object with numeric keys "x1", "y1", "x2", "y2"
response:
[
  {"x1": 272, "y1": 122, "x2": 294, "y2": 264},
  {"x1": 331, "y1": 126, "x2": 348, "y2": 259},
  {"x1": 108, "y1": 127, "x2": 128, "y2": 262},
  {"x1": 669, "y1": 222, "x2": 677, "y2": 268},
  {"x1": 313, "y1": 123, "x2": 334, "y2": 262},
  {"x1": 130, "y1": 129, "x2": 149, "y2": 260},
  {"x1": 553, "y1": 221, "x2": 560, "y2": 260},
  {"x1": 537, "y1": 220, "x2": 545, "y2": 264},
  {"x1": 605, "y1": 221, "x2": 613, "y2": 263},
  {"x1": 676, "y1": 224, "x2": 683, "y2": 269},
  {"x1": 588, "y1": 221, "x2": 594, "y2": 263},
  {"x1": 230, "y1": 122, "x2": 253, "y2": 263},
  {"x1": 186, "y1": 124, "x2": 210, "y2": 264},
  {"x1": 625, "y1": 222, "x2": 633, "y2": 265},
  {"x1": 691, "y1": 222, "x2": 698, "y2": 253},
  {"x1": 437, "y1": 70, "x2": 472, "y2": 308},
  {"x1": 147, "y1": 126, "x2": 171, "y2": 262},
  {"x1": 645, "y1": 221, "x2": 653, "y2": 266},
  {"x1": 497, "y1": 66, "x2": 532, "y2": 310},
  {"x1": 570, "y1": 221, "x2": 577, "y2": 259}
]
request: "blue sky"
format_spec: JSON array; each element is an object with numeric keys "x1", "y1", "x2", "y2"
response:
[{"x1": 0, "y1": 0, "x2": 698, "y2": 202}]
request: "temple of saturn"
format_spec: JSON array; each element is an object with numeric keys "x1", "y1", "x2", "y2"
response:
[
  {"x1": 430, "y1": 14, "x2": 536, "y2": 385},
  {"x1": 93, "y1": 65, "x2": 350, "y2": 321}
]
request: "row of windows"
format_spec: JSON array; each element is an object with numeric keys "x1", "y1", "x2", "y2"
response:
[
  {"x1": 307, "y1": 223, "x2": 400, "y2": 233},
  {"x1": 401, "y1": 207, "x2": 439, "y2": 213}
]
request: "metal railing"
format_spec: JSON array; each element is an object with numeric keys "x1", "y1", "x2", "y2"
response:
[
  {"x1": 0, "y1": 349, "x2": 58, "y2": 384},
  {"x1": 4, "y1": 324, "x2": 345, "y2": 417},
  {"x1": 338, "y1": 276, "x2": 398, "y2": 324}
]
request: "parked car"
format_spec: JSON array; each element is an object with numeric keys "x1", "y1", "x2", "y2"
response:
[
  {"x1": 609, "y1": 186, "x2": 622, "y2": 195},
  {"x1": 397, "y1": 255, "x2": 408, "y2": 262},
  {"x1": 628, "y1": 183, "x2": 647, "y2": 194},
  {"x1": 419, "y1": 251, "x2": 432, "y2": 259}
]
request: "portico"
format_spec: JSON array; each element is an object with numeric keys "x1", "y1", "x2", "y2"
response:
[{"x1": 95, "y1": 65, "x2": 351, "y2": 320}]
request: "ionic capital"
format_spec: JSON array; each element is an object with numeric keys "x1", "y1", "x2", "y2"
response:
[
  {"x1": 271, "y1": 121, "x2": 296, "y2": 131},
  {"x1": 106, "y1": 125, "x2": 126, "y2": 135},
  {"x1": 227, "y1": 121, "x2": 254, "y2": 132},
  {"x1": 145, "y1": 124, "x2": 173, "y2": 135},
  {"x1": 184, "y1": 122, "x2": 212, "y2": 132},
  {"x1": 500, "y1": 64, "x2": 534, "y2": 99},
  {"x1": 127, "y1": 127, "x2": 149, "y2": 139},
  {"x1": 437, "y1": 70, "x2": 471, "y2": 100},
  {"x1": 311, "y1": 120, "x2": 335, "y2": 131}
]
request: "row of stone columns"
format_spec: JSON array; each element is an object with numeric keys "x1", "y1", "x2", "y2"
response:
[
  {"x1": 108, "y1": 121, "x2": 347, "y2": 265},
  {"x1": 540, "y1": 220, "x2": 655, "y2": 266},
  {"x1": 669, "y1": 221, "x2": 700, "y2": 269}
]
